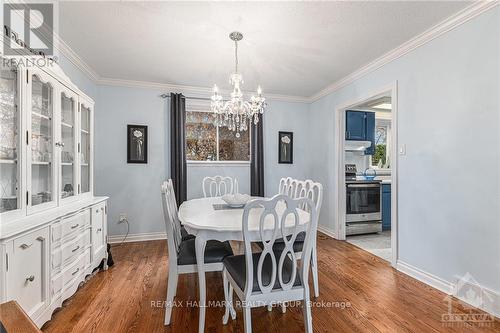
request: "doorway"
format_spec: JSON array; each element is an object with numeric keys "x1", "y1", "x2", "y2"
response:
[{"x1": 333, "y1": 83, "x2": 398, "y2": 267}]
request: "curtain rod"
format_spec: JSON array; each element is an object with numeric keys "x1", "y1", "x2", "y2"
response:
[{"x1": 160, "y1": 94, "x2": 211, "y2": 101}]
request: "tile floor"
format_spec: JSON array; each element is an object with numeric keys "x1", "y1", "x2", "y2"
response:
[{"x1": 346, "y1": 230, "x2": 391, "y2": 262}]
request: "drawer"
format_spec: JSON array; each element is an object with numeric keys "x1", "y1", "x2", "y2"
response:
[
  {"x1": 62, "y1": 252, "x2": 85, "y2": 290},
  {"x1": 52, "y1": 210, "x2": 90, "y2": 243},
  {"x1": 51, "y1": 272, "x2": 63, "y2": 297},
  {"x1": 52, "y1": 228, "x2": 91, "y2": 271},
  {"x1": 9, "y1": 227, "x2": 49, "y2": 316}
]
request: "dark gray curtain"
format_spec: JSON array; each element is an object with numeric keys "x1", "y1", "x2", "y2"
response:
[
  {"x1": 250, "y1": 114, "x2": 265, "y2": 196},
  {"x1": 170, "y1": 93, "x2": 187, "y2": 205}
]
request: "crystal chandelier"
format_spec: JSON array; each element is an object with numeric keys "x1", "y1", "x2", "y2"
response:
[{"x1": 211, "y1": 31, "x2": 266, "y2": 138}]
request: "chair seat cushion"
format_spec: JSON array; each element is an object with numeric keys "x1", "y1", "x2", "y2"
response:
[
  {"x1": 177, "y1": 239, "x2": 233, "y2": 266},
  {"x1": 223, "y1": 252, "x2": 302, "y2": 292},
  {"x1": 180, "y1": 226, "x2": 195, "y2": 241},
  {"x1": 256, "y1": 232, "x2": 306, "y2": 253}
]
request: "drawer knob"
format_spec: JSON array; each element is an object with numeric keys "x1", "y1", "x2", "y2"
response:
[
  {"x1": 97, "y1": 228, "x2": 102, "y2": 232},
  {"x1": 26, "y1": 275, "x2": 35, "y2": 282},
  {"x1": 20, "y1": 243, "x2": 32, "y2": 249},
  {"x1": 72, "y1": 268, "x2": 80, "y2": 276},
  {"x1": 72, "y1": 246, "x2": 80, "y2": 253},
  {"x1": 71, "y1": 224, "x2": 79, "y2": 229}
]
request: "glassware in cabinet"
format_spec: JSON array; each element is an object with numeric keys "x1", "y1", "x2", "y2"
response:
[
  {"x1": 0, "y1": 66, "x2": 20, "y2": 213},
  {"x1": 60, "y1": 91, "x2": 77, "y2": 200},
  {"x1": 30, "y1": 73, "x2": 55, "y2": 207},
  {"x1": 80, "y1": 103, "x2": 91, "y2": 194}
]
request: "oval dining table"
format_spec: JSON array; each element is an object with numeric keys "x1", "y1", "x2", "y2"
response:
[{"x1": 178, "y1": 196, "x2": 311, "y2": 333}]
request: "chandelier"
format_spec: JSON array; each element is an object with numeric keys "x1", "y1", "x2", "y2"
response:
[{"x1": 210, "y1": 31, "x2": 266, "y2": 138}]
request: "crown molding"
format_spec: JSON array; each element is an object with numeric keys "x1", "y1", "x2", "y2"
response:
[
  {"x1": 97, "y1": 77, "x2": 312, "y2": 103},
  {"x1": 309, "y1": 1, "x2": 499, "y2": 102},
  {"x1": 56, "y1": 37, "x2": 101, "y2": 82},
  {"x1": 44, "y1": 0, "x2": 498, "y2": 104}
]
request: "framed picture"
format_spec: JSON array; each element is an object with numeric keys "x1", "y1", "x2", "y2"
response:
[
  {"x1": 127, "y1": 125, "x2": 148, "y2": 163},
  {"x1": 278, "y1": 131, "x2": 293, "y2": 164}
]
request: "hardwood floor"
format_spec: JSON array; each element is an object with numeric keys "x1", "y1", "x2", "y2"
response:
[{"x1": 42, "y1": 234, "x2": 499, "y2": 333}]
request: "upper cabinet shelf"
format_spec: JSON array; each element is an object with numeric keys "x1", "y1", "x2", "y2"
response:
[
  {"x1": 346, "y1": 110, "x2": 375, "y2": 155},
  {"x1": 0, "y1": 60, "x2": 94, "y2": 221}
]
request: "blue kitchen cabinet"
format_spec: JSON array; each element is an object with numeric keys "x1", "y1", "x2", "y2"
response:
[
  {"x1": 346, "y1": 111, "x2": 366, "y2": 141},
  {"x1": 346, "y1": 110, "x2": 376, "y2": 155},
  {"x1": 382, "y1": 184, "x2": 391, "y2": 231},
  {"x1": 364, "y1": 112, "x2": 375, "y2": 155}
]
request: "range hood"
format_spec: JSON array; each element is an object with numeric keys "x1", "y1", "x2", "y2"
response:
[{"x1": 345, "y1": 140, "x2": 372, "y2": 152}]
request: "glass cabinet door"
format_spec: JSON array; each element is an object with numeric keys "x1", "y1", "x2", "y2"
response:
[
  {"x1": 29, "y1": 72, "x2": 56, "y2": 210},
  {"x1": 0, "y1": 66, "x2": 20, "y2": 214},
  {"x1": 80, "y1": 102, "x2": 92, "y2": 195},
  {"x1": 60, "y1": 90, "x2": 77, "y2": 200}
]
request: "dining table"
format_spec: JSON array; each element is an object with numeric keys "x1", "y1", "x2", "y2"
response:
[{"x1": 178, "y1": 196, "x2": 311, "y2": 333}]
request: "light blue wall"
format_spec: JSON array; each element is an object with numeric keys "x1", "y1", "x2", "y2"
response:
[
  {"x1": 309, "y1": 7, "x2": 499, "y2": 293},
  {"x1": 263, "y1": 100, "x2": 311, "y2": 196},
  {"x1": 94, "y1": 85, "x2": 169, "y2": 237},
  {"x1": 57, "y1": 54, "x2": 97, "y2": 99}
]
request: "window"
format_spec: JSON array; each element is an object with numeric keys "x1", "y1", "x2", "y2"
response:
[
  {"x1": 371, "y1": 119, "x2": 391, "y2": 169},
  {"x1": 186, "y1": 110, "x2": 250, "y2": 162}
]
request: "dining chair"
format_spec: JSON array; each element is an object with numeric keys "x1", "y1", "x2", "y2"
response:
[
  {"x1": 221, "y1": 194, "x2": 319, "y2": 333},
  {"x1": 271, "y1": 177, "x2": 323, "y2": 298},
  {"x1": 202, "y1": 175, "x2": 234, "y2": 197},
  {"x1": 161, "y1": 180, "x2": 234, "y2": 325},
  {"x1": 164, "y1": 179, "x2": 195, "y2": 241}
]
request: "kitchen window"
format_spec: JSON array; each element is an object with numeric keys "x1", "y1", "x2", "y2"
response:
[
  {"x1": 185, "y1": 110, "x2": 250, "y2": 162},
  {"x1": 371, "y1": 119, "x2": 391, "y2": 169}
]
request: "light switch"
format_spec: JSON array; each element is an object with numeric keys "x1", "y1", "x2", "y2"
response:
[{"x1": 399, "y1": 144, "x2": 406, "y2": 155}]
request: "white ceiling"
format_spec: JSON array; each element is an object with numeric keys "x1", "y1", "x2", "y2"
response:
[{"x1": 59, "y1": 1, "x2": 471, "y2": 98}]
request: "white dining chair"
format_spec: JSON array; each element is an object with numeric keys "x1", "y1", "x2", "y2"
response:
[
  {"x1": 161, "y1": 180, "x2": 233, "y2": 325},
  {"x1": 202, "y1": 175, "x2": 234, "y2": 197},
  {"x1": 221, "y1": 194, "x2": 319, "y2": 333},
  {"x1": 274, "y1": 177, "x2": 323, "y2": 298}
]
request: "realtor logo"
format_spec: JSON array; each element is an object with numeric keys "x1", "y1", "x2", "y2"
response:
[
  {"x1": 3, "y1": 3, "x2": 53, "y2": 56},
  {"x1": 442, "y1": 273, "x2": 495, "y2": 328}
]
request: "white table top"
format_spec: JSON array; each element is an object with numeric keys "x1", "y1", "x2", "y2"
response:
[{"x1": 179, "y1": 197, "x2": 310, "y2": 233}]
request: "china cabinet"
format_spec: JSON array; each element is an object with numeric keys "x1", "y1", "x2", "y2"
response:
[{"x1": 0, "y1": 57, "x2": 107, "y2": 328}]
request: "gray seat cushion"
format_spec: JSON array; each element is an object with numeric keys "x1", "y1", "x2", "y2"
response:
[
  {"x1": 223, "y1": 252, "x2": 301, "y2": 292},
  {"x1": 180, "y1": 226, "x2": 195, "y2": 241},
  {"x1": 256, "y1": 232, "x2": 306, "y2": 253},
  {"x1": 177, "y1": 239, "x2": 233, "y2": 266}
]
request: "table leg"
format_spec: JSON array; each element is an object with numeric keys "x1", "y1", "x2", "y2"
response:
[{"x1": 195, "y1": 235, "x2": 207, "y2": 333}]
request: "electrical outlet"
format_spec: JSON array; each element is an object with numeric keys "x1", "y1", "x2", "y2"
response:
[{"x1": 119, "y1": 213, "x2": 127, "y2": 223}]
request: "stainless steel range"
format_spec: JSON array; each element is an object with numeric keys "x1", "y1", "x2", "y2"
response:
[{"x1": 345, "y1": 164, "x2": 382, "y2": 235}]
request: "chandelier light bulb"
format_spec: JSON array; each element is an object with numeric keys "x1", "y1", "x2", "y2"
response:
[{"x1": 257, "y1": 86, "x2": 262, "y2": 95}]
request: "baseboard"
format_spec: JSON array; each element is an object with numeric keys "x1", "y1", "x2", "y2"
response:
[
  {"x1": 317, "y1": 225, "x2": 338, "y2": 239},
  {"x1": 452, "y1": 275, "x2": 500, "y2": 318},
  {"x1": 107, "y1": 231, "x2": 167, "y2": 244},
  {"x1": 397, "y1": 260, "x2": 454, "y2": 295}
]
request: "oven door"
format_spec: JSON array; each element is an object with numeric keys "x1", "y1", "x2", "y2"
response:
[{"x1": 346, "y1": 183, "x2": 381, "y2": 222}]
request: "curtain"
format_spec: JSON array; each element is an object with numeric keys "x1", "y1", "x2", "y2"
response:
[
  {"x1": 170, "y1": 93, "x2": 187, "y2": 205},
  {"x1": 250, "y1": 114, "x2": 265, "y2": 196}
]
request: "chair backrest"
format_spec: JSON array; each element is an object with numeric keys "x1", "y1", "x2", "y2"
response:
[
  {"x1": 278, "y1": 177, "x2": 323, "y2": 215},
  {"x1": 295, "y1": 179, "x2": 323, "y2": 215},
  {"x1": 202, "y1": 176, "x2": 234, "y2": 197},
  {"x1": 161, "y1": 180, "x2": 183, "y2": 262},
  {"x1": 241, "y1": 194, "x2": 318, "y2": 298},
  {"x1": 278, "y1": 177, "x2": 295, "y2": 197}
]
